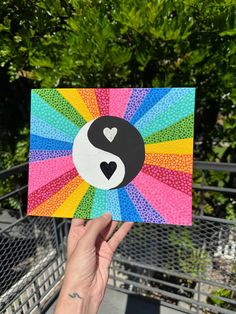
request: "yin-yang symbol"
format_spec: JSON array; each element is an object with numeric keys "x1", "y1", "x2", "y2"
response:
[{"x1": 72, "y1": 116, "x2": 145, "y2": 190}]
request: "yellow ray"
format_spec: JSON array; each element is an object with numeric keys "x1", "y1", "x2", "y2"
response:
[
  {"x1": 145, "y1": 138, "x2": 193, "y2": 155},
  {"x1": 57, "y1": 88, "x2": 94, "y2": 122},
  {"x1": 78, "y1": 88, "x2": 100, "y2": 119},
  {"x1": 52, "y1": 181, "x2": 90, "y2": 217}
]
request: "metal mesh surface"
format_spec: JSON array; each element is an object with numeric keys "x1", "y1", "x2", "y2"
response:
[
  {"x1": 110, "y1": 217, "x2": 236, "y2": 313},
  {"x1": 0, "y1": 161, "x2": 235, "y2": 314},
  {"x1": 0, "y1": 216, "x2": 64, "y2": 313}
]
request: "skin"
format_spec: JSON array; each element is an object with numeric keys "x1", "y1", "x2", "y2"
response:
[{"x1": 55, "y1": 213, "x2": 133, "y2": 314}]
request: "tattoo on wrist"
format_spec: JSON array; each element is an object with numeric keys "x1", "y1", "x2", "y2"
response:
[{"x1": 68, "y1": 292, "x2": 83, "y2": 299}]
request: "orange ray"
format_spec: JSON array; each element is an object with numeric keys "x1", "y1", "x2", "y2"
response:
[
  {"x1": 78, "y1": 88, "x2": 100, "y2": 119},
  {"x1": 57, "y1": 89, "x2": 94, "y2": 122},
  {"x1": 144, "y1": 153, "x2": 193, "y2": 174},
  {"x1": 29, "y1": 175, "x2": 83, "y2": 216}
]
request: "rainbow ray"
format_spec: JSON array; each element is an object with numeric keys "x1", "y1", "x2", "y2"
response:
[
  {"x1": 28, "y1": 155, "x2": 74, "y2": 194},
  {"x1": 52, "y1": 181, "x2": 90, "y2": 218},
  {"x1": 142, "y1": 164, "x2": 192, "y2": 196},
  {"x1": 133, "y1": 171, "x2": 192, "y2": 225},
  {"x1": 144, "y1": 153, "x2": 193, "y2": 174},
  {"x1": 31, "y1": 92, "x2": 79, "y2": 138},
  {"x1": 91, "y1": 189, "x2": 107, "y2": 218},
  {"x1": 28, "y1": 168, "x2": 78, "y2": 212},
  {"x1": 123, "y1": 88, "x2": 150, "y2": 122},
  {"x1": 31, "y1": 116, "x2": 74, "y2": 143},
  {"x1": 118, "y1": 188, "x2": 143, "y2": 222},
  {"x1": 57, "y1": 88, "x2": 94, "y2": 122},
  {"x1": 73, "y1": 185, "x2": 96, "y2": 218},
  {"x1": 134, "y1": 88, "x2": 194, "y2": 133},
  {"x1": 35, "y1": 89, "x2": 86, "y2": 128},
  {"x1": 30, "y1": 134, "x2": 72, "y2": 151},
  {"x1": 144, "y1": 114, "x2": 194, "y2": 144},
  {"x1": 125, "y1": 183, "x2": 166, "y2": 223},
  {"x1": 137, "y1": 89, "x2": 195, "y2": 138},
  {"x1": 130, "y1": 88, "x2": 171, "y2": 124},
  {"x1": 78, "y1": 88, "x2": 101, "y2": 118},
  {"x1": 109, "y1": 88, "x2": 132, "y2": 118},
  {"x1": 29, "y1": 175, "x2": 83, "y2": 217},
  {"x1": 145, "y1": 138, "x2": 194, "y2": 155},
  {"x1": 106, "y1": 189, "x2": 122, "y2": 221},
  {"x1": 95, "y1": 88, "x2": 110, "y2": 116},
  {"x1": 29, "y1": 150, "x2": 72, "y2": 162}
]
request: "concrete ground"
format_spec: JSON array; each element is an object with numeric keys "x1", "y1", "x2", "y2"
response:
[{"x1": 46, "y1": 287, "x2": 183, "y2": 314}]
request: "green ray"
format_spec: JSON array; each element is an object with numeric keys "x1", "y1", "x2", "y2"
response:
[
  {"x1": 144, "y1": 113, "x2": 194, "y2": 144},
  {"x1": 73, "y1": 186, "x2": 96, "y2": 219},
  {"x1": 35, "y1": 89, "x2": 86, "y2": 129}
]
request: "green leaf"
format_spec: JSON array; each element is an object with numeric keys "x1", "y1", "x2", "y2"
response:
[{"x1": 220, "y1": 29, "x2": 236, "y2": 36}]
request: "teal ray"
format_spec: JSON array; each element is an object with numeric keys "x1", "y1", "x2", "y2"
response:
[
  {"x1": 34, "y1": 89, "x2": 86, "y2": 129},
  {"x1": 135, "y1": 88, "x2": 195, "y2": 135},
  {"x1": 31, "y1": 116, "x2": 74, "y2": 143},
  {"x1": 91, "y1": 189, "x2": 107, "y2": 218},
  {"x1": 106, "y1": 189, "x2": 121, "y2": 221},
  {"x1": 138, "y1": 89, "x2": 195, "y2": 138},
  {"x1": 31, "y1": 92, "x2": 79, "y2": 139}
]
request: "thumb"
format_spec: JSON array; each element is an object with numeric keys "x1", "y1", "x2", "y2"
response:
[{"x1": 81, "y1": 213, "x2": 112, "y2": 247}]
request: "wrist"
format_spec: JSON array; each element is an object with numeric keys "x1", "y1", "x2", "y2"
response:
[{"x1": 55, "y1": 288, "x2": 101, "y2": 314}]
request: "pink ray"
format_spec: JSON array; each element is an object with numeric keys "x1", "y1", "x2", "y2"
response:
[
  {"x1": 28, "y1": 168, "x2": 78, "y2": 212},
  {"x1": 95, "y1": 88, "x2": 109, "y2": 116},
  {"x1": 109, "y1": 88, "x2": 132, "y2": 118},
  {"x1": 28, "y1": 155, "x2": 75, "y2": 194},
  {"x1": 133, "y1": 171, "x2": 192, "y2": 225}
]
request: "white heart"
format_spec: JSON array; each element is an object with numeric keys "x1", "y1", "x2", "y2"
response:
[{"x1": 103, "y1": 127, "x2": 117, "y2": 142}]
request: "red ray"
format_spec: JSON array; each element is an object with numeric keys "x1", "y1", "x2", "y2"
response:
[
  {"x1": 95, "y1": 88, "x2": 109, "y2": 116},
  {"x1": 28, "y1": 168, "x2": 78, "y2": 212},
  {"x1": 142, "y1": 164, "x2": 192, "y2": 196}
]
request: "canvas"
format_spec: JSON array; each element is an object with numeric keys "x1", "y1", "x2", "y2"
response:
[{"x1": 27, "y1": 88, "x2": 195, "y2": 225}]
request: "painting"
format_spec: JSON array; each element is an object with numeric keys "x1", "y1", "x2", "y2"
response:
[{"x1": 27, "y1": 88, "x2": 195, "y2": 224}]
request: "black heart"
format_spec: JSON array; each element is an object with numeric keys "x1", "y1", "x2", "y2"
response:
[{"x1": 100, "y1": 162, "x2": 117, "y2": 180}]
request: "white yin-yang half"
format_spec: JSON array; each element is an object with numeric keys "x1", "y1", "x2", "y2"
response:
[{"x1": 72, "y1": 120, "x2": 125, "y2": 190}]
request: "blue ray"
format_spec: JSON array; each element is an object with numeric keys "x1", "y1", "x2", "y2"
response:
[
  {"x1": 30, "y1": 134, "x2": 73, "y2": 151},
  {"x1": 130, "y1": 88, "x2": 171, "y2": 124},
  {"x1": 118, "y1": 188, "x2": 143, "y2": 222}
]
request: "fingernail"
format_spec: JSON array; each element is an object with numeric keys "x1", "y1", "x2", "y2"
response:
[{"x1": 102, "y1": 212, "x2": 112, "y2": 220}]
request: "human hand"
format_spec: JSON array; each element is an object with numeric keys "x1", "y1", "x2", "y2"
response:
[{"x1": 55, "y1": 213, "x2": 133, "y2": 314}]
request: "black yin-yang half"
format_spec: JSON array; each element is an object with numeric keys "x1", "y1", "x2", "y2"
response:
[{"x1": 72, "y1": 116, "x2": 145, "y2": 190}]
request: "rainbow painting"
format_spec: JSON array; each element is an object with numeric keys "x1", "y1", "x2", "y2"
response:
[{"x1": 28, "y1": 88, "x2": 195, "y2": 225}]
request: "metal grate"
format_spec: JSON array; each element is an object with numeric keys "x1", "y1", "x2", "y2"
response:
[
  {"x1": 0, "y1": 161, "x2": 235, "y2": 313},
  {"x1": 0, "y1": 216, "x2": 67, "y2": 313}
]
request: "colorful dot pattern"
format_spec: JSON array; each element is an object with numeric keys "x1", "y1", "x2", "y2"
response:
[
  {"x1": 28, "y1": 168, "x2": 78, "y2": 212},
  {"x1": 28, "y1": 88, "x2": 195, "y2": 226},
  {"x1": 30, "y1": 150, "x2": 72, "y2": 162},
  {"x1": 31, "y1": 92, "x2": 79, "y2": 138},
  {"x1": 73, "y1": 186, "x2": 96, "y2": 219},
  {"x1": 144, "y1": 154, "x2": 193, "y2": 174},
  {"x1": 78, "y1": 89, "x2": 101, "y2": 118},
  {"x1": 35, "y1": 89, "x2": 86, "y2": 129},
  {"x1": 95, "y1": 89, "x2": 110, "y2": 116},
  {"x1": 124, "y1": 88, "x2": 150, "y2": 121}
]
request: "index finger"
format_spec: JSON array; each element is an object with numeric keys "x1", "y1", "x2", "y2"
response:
[{"x1": 108, "y1": 222, "x2": 133, "y2": 253}]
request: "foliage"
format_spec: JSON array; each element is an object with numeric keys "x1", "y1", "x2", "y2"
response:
[
  {"x1": 0, "y1": 0, "x2": 236, "y2": 214},
  {"x1": 207, "y1": 288, "x2": 236, "y2": 311},
  {"x1": 168, "y1": 228, "x2": 211, "y2": 277}
]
